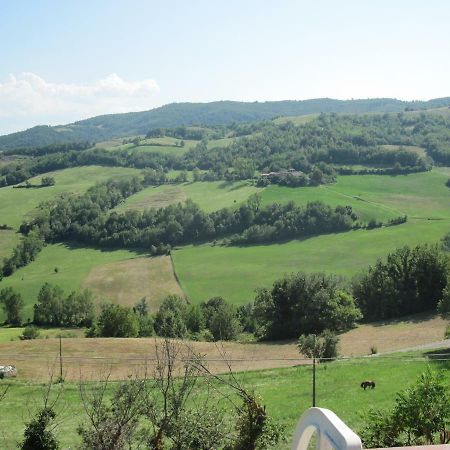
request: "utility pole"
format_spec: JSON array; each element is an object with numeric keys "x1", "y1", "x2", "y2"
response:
[
  {"x1": 312, "y1": 334, "x2": 317, "y2": 407},
  {"x1": 59, "y1": 335, "x2": 63, "y2": 381}
]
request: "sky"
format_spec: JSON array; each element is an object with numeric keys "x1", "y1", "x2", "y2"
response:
[{"x1": 1, "y1": 0, "x2": 450, "y2": 135}]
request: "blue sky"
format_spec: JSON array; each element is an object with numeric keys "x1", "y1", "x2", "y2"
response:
[{"x1": 1, "y1": 0, "x2": 449, "y2": 134}]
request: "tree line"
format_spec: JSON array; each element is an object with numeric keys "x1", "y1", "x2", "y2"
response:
[
  {"x1": 4, "y1": 111, "x2": 450, "y2": 189},
  {"x1": 18, "y1": 188, "x2": 359, "y2": 251}
]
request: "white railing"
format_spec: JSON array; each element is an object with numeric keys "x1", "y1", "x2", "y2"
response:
[{"x1": 292, "y1": 407, "x2": 363, "y2": 450}]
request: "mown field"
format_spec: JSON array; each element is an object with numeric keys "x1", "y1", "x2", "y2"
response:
[
  {"x1": 0, "y1": 348, "x2": 448, "y2": 449},
  {"x1": 116, "y1": 180, "x2": 262, "y2": 212},
  {"x1": 173, "y1": 168, "x2": 450, "y2": 305},
  {"x1": 0, "y1": 165, "x2": 141, "y2": 230},
  {"x1": 0, "y1": 244, "x2": 142, "y2": 321},
  {"x1": 0, "y1": 165, "x2": 141, "y2": 267},
  {"x1": 0, "y1": 312, "x2": 446, "y2": 381}
]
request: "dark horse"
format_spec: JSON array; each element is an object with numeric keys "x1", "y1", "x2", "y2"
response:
[{"x1": 361, "y1": 380, "x2": 375, "y2": 390}]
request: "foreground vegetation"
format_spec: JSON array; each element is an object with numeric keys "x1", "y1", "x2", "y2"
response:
[{"x1": 0, "y1": 348, "x2": 449, "y2": 449}]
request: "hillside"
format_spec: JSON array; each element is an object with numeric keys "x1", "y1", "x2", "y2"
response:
[{"x1": 1, "y1": 97, "x2": 450, "y2": 150}]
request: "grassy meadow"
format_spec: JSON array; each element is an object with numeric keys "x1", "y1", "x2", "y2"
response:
[
  {"x1": 0, "y1": 350, "x2": 448, "y2": 449},
  {"x1": 0, "y1": 165, "x2": 141, "y2": 229},
  {"x1": 116, "y1": 180, "x2": 262, "y2": 212},
  {"x1": 0, "y1": 243, "x2": 142, "y2": 321},
  {"x1": 0, "y1": 164, "x2": 449, "y2": 318},
  {"x1": 174, "y1": 168, "x2": 450, "y2": 305}
]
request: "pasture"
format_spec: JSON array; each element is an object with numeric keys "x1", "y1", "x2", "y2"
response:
[
  {"x1": 0, "y1": 243, "x2": 142, "y2": 321},
  {"x1": 0, "y1": 348, "x2": 448, "y2": 449},
  {"x1": 0, "y1": 165, "x2": 141, "y2": 229},
  {"x1": 117, "y1": 180, "x2": 262, "y2": 212},
  {"x1": 82, "y1": 255, "x2": 184, "y2": 310},
  {"x1": 174, "y1": 168, "x2": 450, "y2": 305}
]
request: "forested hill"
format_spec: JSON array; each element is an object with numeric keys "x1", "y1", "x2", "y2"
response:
[{"x1": 1, "y1": 97, "x2": 450, "y2": 150}]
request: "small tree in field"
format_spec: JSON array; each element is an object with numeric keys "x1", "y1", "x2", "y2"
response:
[
  {"x1": 0, "y1": 286, "x2": 24, "y2": 325},
  {"x1": 297, "y1": 330, "x2": 339, "y2": 362}
]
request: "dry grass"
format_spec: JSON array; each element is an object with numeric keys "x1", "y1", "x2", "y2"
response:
[
  {"x1": 0, "y1": 338, "x2": 302, "y2": 381},
  {"x1": 0, "y1": 314, "x2": 446, "y2": 382},
  {"x1": 339, "y1": 313, "x2": 448, "y2": 356},
  {"x1": 117, "y1": 185, "x2": 187, "y2": 211},
  {"x1": 82, "y1": 256, "x2": 184, "y2": 309}
]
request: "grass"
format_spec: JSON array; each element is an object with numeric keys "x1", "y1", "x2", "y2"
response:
[
  {"x1": 117, "y1": 180, "x2": 262, "y2": 212},
  {"x1": 0, "y1": 327, "x2": 84, "y2": 342},
  {"x1": 133, "y1": 144, "x2": 190, "y2": 155},
  {"x1": 0, "y1": 229, "x2": 20, "y2": 263},
  {"x1": 0, "y1": 243, "x2": 141, "y2": 321},
  {"x1": 273, "y1": 113, "x2": 319, "y2": 125},
  {"x1": 0, "y1": 313, "x2": 445, "y2": 381},
  {"x1": 0, "y1": 166, "x2": 141, "y2": 229},
  {"x1": 174, "y1": 169, "x2": 450, "y2": 305},
  {"x1": 173, "y1": 219, "x2": 449, "y2": 305},
  {"x1": 82, "y1": 255, "x2": 184, "y2": 310},
  {"x1": 0, "y1": 349, "x2": 448, "y2": 449}
]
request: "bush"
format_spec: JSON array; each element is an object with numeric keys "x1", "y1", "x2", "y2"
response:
[
  {"x1": 19, "y1": 407, "x2": 59, "y2": 450},
  {"x1": 370, "y1": 345, "x2": 378, "y2": 355},
  {"x1": 360, "y1": 368, "x2": 450, "y2": 447},
  {"x1": 20, "y1": 325, "x2": 40, "y2": 340}
]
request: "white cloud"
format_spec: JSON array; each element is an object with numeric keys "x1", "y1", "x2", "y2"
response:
[{"x1": 0, "y1": 73, "x2": 160, "y2": 133}]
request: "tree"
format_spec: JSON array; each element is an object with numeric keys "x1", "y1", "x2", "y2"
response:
[
  {"x1": 254, "y1": 272, "x2": 361, "y2": 340},
  {"x1": 78, "y1": 377, "x2": 147, "y2": 450},
  {"x1": 33, "y1": 283, "x2": 64, "y2": 326},
  {"x1": 154, "y1": 295, "x2": 187, "y2": 338},
  {"x1": 201, "y1": 297, "x2": 241, "y2": 341},
  {"x1": 297, "y1": 331, "x2": 339, "y2": 362},
  {"x1": 354, "y1": 245, "x2": 449, "y2": 321},
  {"x1": 361, "y1": 367, "x2": 450, "y2": 447},
  {"x1": 437, "y1": 286, "x2": 450, "y2": 319},
  {"x1": 208, "y1": 302, "x2": 241, "y2": 341},
  {"x1": 62, "y1": 289, "x2": 95, "y2": 327},
  {"x1": 185, "y1": 304, "x2": 205, "y2": 334},
  {"x1": 0, "y1": 287, "x2": 24, "y2": 325},
  {"x1": 134, "y1": 297, "x2": 149, "y2": 317},
  {"x1": 97, "y1": 303, "x2": 139, "y2": 338},
  {"x1": 41, "y1": 176, "x2": 55, "y2": 186}
]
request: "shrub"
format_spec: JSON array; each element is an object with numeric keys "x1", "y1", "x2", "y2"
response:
[
  {"x1": 20, "y1": 325, "x2": 40, "y2": 340},
  {"x1": 19, "y1": 407, "x2": 59, "y2": 450}
]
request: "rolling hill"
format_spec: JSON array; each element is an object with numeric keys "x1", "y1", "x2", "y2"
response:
[{"x1": 1, "y1": 97, "x2": 450, "y2": 150}]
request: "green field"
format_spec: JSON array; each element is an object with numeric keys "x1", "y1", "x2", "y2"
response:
[
  {"x1": 117, "y1": 180, "x2": 262, "y2": 212},
  {"x1": 0, "y1": 166, "x2": 141, "y2": 229},
  {"x1": 0, "y1": 243, "x2": 141, "y2": 321},
  {"x1": 174, "y1": 169, "x2": 450, "y2": 305},
  {"x1": 0, "y1": 326, "x2": 84, "y2": 342},
  {"x1": 133, "y1": 144, "x2": 190, "y2": 155},
  {"x1": 0, "y1": 351, "x2": 447, "y2": 449}
]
